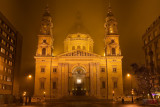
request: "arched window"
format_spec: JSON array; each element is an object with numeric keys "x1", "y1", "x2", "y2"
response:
[
  {"x1": 42, "y1": 48, "x2": 46, "y2": 55},
  {"x1": 72, "y1": 46, "x2": 75, "y2": 50},
  {"x1": 112, "y1": 48, "x2": 116, "y2": 55},
  {"x1": 77, "y1": 46, "x2": 81, "y2": 49}
]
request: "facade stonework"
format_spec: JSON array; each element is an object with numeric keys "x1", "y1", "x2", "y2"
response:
[
  {"x1": 34, "y1": 6, "x2": 123, "y2": 99},
  {"x1": 142, "y1": 16, "x2": 160, "y2": 89}
]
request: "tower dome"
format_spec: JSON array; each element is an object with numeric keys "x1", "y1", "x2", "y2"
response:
[{"x1": 64, "y1": 13, "x2": 94, "y2": 52}]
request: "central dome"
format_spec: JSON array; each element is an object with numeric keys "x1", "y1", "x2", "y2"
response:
[
  {"x1": 64, "y1": 33, "x2": 94, "y2": 52},
  {"x1": 64, "y1": 13, "x2": 94, "y2": 53}
]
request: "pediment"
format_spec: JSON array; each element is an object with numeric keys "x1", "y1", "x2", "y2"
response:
[{"x1": 57, "y1": 50, "x2": 100, "y2": 57}]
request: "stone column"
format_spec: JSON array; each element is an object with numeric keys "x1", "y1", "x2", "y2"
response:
[
  {"x1": 64, "y1": 63, "x2": 69, "y2": 95},
  {"x1": 96, "y1": 63, "x2": 100, "y2": 97},
  {"x1": 58, "y1": 63, "x2": 62, "y2": 98},
  {"x1": 90, "y1": 63, "x2": 94, "y2": 96}
]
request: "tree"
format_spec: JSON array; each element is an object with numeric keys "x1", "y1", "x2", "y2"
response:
[{"x1": 131, "y1": 63, "x2": 155, "y2": 99}]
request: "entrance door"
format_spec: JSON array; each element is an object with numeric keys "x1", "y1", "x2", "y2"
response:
[{"x1": 72, "y1": 67, "x2": 86, "y2": 96}]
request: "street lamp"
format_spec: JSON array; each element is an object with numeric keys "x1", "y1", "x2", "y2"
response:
[
  {"x1": 43, "y1": 91, "x2": 46, "y2": 101},
  {"x1": 28, "y1": 75, "x2": 32, "y2": 79},
  {"x1": 112, "y1": 90, "x2": 115, "y2": 100},
  {"x1": 127, "y1": 73, "x2": 132, "y2": 90}
]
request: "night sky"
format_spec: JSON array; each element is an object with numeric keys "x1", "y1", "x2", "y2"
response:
[{"x1": 0, "y1": 0, "x2": 160, "y2": 77}]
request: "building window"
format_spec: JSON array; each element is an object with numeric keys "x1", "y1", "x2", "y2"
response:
[
  {"x1": 40, "y1": 81, "x2": 45, "y2": 89},
  {"x1": 112, "y1": 48, "x2": 116, "y2": 55},
  {"x1": 114, "y1": 82, "x2": 117, "y2": 88},
  {"x1": 43, "y1": 39, "x2": 46, "y2": 43},
  {"x1": 102, "y1": 81, "x2": 105, "y2": 88},
  {"x1": 53, "y1": 82, "x2": 56, "y2": 89},
  {"x1": 77, "y1": 46, "x2": 81, "y2": 49},
  {"x1": 111, "y1": 39, "x2": 115, "y2": 43},
  {"x1": 113, "y1": 68, "x2": 117, "y2": 73},
  {"x1": 41, "y1": 68, "x2": 45, "y2": 72},
  {"x1": 7, "y1": 77, "x2": 11, "y2": 82},
  {"x1": 72, "y1": 46, "x2": 75, "y2": 50},
  {"x1": 1, "y1": 48, "x2": 5, "y2": 54},
  {"x1": 42, "y1": 48, "x2": 46, "y2": 55},
  {"x1": 101, "y1": 68, "x2": 105, "y2": 72},
  {"x1": 53, "y1": 68, "x2": 57, "y2": 73}
]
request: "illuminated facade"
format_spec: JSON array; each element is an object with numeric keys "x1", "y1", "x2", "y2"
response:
[
  {"x1": 142, "y1": 16, "x2": 160, "y2": 89},
  {"x1": 34, "y1": 6, "x2": 123, "y2": 99},
  {"x1": 0, "y1": 11, "x2": 22, "y2": 101}
]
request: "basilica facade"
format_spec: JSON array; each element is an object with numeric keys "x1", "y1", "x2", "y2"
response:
[{"x1": 34, "y1": 5, "x2": 123, "y2": 99}]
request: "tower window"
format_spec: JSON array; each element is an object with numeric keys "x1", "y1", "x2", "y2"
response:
[
  {"x1": 114, "y1": 82, "x2": 118, "y2": 89},
  {"x1": 53, "y1": 68, "x2": 57, "y2": 73},
  {"x1": 43, "y1": 39, "x2": 46, "y2": 43},
  {"x1": 102, "y1": 81, "x2": 105, "y2": 88},
  {"x1": 112, "y1": 48, "x2": 116, "y2": 55},
  {"x1": 41, "y1": 68, "x2": 45, "y2": 73},
  {"x1": 111, "y1": 40, "x2": 115, "y2": 43},
  {"x1": 53, "y1": 82, "x2": 56, "y2": 89},
  {"x1": 113, "y1": 68, "x2": 117, "y2": 73},
  {"x1": 42, "y1": 48, "x2": 46, "y2": 55}
]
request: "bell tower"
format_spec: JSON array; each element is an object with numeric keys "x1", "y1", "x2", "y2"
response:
[
  {"x1": 104, "y1": 1, "x2": 123, "y2": 99},
  {"x1": 36, "y1": 5, "x2": 54, "y2": 57},
  {"x1": 104, "y1": 4, "x2": 121, "y2": 56}
]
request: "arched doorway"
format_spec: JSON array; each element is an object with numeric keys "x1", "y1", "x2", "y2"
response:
[{"x1": 72, "y1": 66, "x2": 86, "y2": 96}]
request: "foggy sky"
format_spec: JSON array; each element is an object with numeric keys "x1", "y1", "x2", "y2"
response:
[{"x1": 0, "y1": 0, "x2": 160, "y2": 76}]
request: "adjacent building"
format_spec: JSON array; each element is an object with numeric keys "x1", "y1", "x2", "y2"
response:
[
  {"x1": 142, "y1": 16, "x2": 160, "y2": 89},
  {"x1": 34, "y1": 5, "x2": 123, "y2": 99},
  {"x1": 0, "y1": 11, "x2": 22, "y2": 102}
]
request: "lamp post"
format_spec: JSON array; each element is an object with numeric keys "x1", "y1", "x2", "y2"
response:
[
  {"x1": 112, "y1": 90, "x2": 115, "y2": 101},
  {"x1": 127, "y1": 73, "x2": 132, "y2": 91},
  {"x1": 131, "y1": 89, "x2": 134, "y2": 103},
  {"x1": 127, "y1": 73, "x2": 133, "y2": 103},
  {"x1": 43, "y1": 91, "x2": 46, "y2": 101}
]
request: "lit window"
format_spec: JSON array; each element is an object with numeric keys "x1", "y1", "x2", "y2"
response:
[
  {"x1": 11, "y1": 39, "x2": 13, "y2": 43},
  {"x1": 1, "y1": 39, "x2": 6, "y2": 45},
  {"x1": 2, "y1": 31, "x2": 7, "y2": 37},
  {"x1": 77, "y1": 79, "x2": 82, "y2": 84},
  {"x1": 1, "y1": 48, "x2": 5, "y2": 54},
  {"x1": 7, "y1": 77, "x2": 11, "y2": 82},
  {"x1": 10, "y1": 46, "x2": 13, "y2": 51},
  {"x1": 8, "y1": 69, "x2": 11, "y2": 74},
  {"x1": 9, "y1": 54, "x2": 12, "y2": 58}
]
